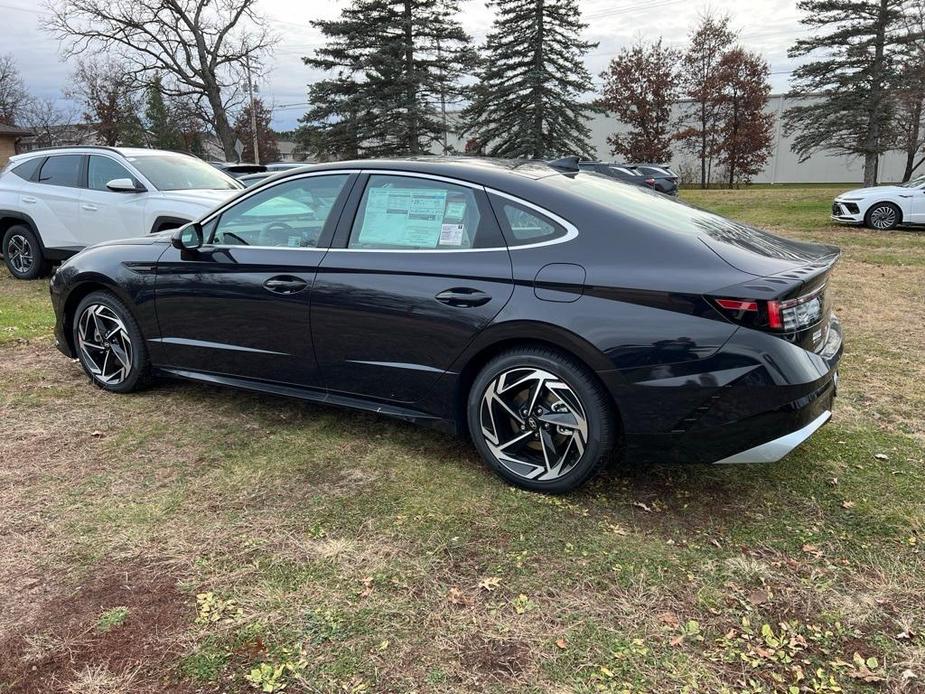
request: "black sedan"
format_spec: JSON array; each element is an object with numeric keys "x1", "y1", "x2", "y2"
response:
[{"x1": 50, "y1": 158, "x2": 842, "y2": 493}]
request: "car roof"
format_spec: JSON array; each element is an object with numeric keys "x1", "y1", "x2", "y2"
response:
[
  {"x1": 11, "y1": 146, "x2": 198, "y2": 161},
  {"x1": 270, "y1": 156, "x2": 567, "y2": 189}
]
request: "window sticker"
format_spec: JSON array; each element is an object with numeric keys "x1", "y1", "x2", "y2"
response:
[
  {"x1": 444, "y1": 201, "x2": 467, "y2": 221},
  {"x1": 358, "y1": 188, "x2": 448, "y2": 247},
  {"x1": 439, "y1": 223, "x2": 465, "y2": 247}
]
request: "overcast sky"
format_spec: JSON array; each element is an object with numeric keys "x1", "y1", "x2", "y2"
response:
[{"x1": 1, "y1": 0, "x2": 807, "y2": 132}]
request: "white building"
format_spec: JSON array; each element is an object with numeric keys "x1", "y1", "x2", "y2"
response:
[{"x1": 445, "y1": 95, "x2": 912, "y2": 185}]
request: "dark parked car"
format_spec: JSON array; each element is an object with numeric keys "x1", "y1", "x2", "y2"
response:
[
  {"x1": 50, "y1": 158, "x2": 842, "y2": 493},
  {"x1": 627, "y1": 164, "x2": 680, "y2": 195},
  {"x1": 238, "y1": 172, "x2": 274, "y2": 187},
  {"x1": 209, "y1": 162, "x2": 268, "y2": 178},
  {"x1": 568, "y1": 160, "x2": 658, "y2": 191}
]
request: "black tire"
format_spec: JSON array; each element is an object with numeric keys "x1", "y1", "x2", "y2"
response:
[
  {"x1": 2, "y1": 224, "x2": 49, "y2": 280},
  {"x1": 72, "y1": 291, "x2": 151, "y2": 393},
  {"x1": 467, "y1": 347, "x2": 617, "y2": 493},
  {"x1": 864, "y1": 202, "x2": 901, "y2": 231}
]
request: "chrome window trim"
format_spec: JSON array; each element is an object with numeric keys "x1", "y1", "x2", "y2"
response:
[
  {"x1": 197, "y1": 167, "x2": 579, "y2": 253},
  {"x1": 200, "y1": 169, "x2": 355, "y2": 250}
]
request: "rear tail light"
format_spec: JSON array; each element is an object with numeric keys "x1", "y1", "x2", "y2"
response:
[
  {"x1": 711, "y1": 285, "x2": 826, "y2": 332},
  {"x1": 767, "y1": 288, "x2": 825, "y2": 331}
]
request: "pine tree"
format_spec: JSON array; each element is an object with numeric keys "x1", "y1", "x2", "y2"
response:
[
  {"x1": 600, "y1": 38, "x2": 680, "y2": 163},
  {"x1": 233, "y1": 98, "x2": 280, "y2": 163},
  {"x1": 144, "y1": 77, "x2": 183, "y2": 151},
  {"x1": 301, "y1": 0, "x2": 475, "y2": 158},
  {"x1": 785, "y1": 0, "x2": 913, "y2": 185},
  {"x1": 461, "y1": 0, "x2": 597, "y2": 158}
]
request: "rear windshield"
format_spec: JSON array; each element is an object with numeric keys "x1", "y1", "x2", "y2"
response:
[
  {"x1": 127, "y1": 154, "x2": 240, "y2": 191},
  {"x1": 542, "y1": 173, "x2": 827, "y2": 262}
]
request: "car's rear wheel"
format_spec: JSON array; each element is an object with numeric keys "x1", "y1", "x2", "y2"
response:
[
  {"x1": 72, "y1": 291, "x2": 150, "y2": 393},
  {"x1": 467, "y1": 348, "x2": 616, "y2": 493},
  {"x1": 2, "y1": 225, "x2": 48, "y2": 280},
  {"x1": 865, "y1": 202, "x2": 900, "y2": 230}
]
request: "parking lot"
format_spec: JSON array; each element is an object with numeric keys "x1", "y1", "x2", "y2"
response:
[{"x1": 1, "y1": 185, "x2": 924, "y2": 692}]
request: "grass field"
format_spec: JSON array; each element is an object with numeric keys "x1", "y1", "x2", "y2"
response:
[{"x1": 1, "y1": 186, "x2": 924, "y2": 693}]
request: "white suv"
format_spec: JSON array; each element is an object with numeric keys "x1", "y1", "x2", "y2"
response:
[{"x1": 0, "y1": 146, "x2": 243, "y2": 279}]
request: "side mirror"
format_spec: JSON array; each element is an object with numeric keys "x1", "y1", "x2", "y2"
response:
[
  {"x1": 106, "y1": 178, "x2": 141, "y2": 193},
  {"x1": 172, "y1": 223, "x2": 203, "y2": 251}
]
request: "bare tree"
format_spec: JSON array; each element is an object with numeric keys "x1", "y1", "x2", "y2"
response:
[
  {"x1": 68, "y1": 58, "x2": 144, "y2": 146},
  {"x1": 0, "y1": 54, "x2": 29, "y2": 125},
  {"x1": 44, "y1": 0, "x2": 271, "y2": 160},
  {"x1": 20, "y1": 98, "x2": 85, "y2": 147}
]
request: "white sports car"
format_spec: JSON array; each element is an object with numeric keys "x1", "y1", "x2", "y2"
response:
[{"x1": 831, "y1": 175, "x2": 925, "y2": 230}]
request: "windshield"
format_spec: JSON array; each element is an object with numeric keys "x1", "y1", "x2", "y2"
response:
[
  {"x1": 127, "y1": 154, "x2": 240, "y2": 191},
  {"x1": 899, "y1": 175, "x2": 925, "y2": 188}
]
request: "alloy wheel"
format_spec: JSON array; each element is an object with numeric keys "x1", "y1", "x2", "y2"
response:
[
  {"x1": 7, "y1": 234, "x2": 33, "y2": 274},
  {"x1": 479, "y1": 367, "x2": 589, "y2": 481},
  {"x1": 870, "y1": 205, "x2": 897, "y2": 229},
  {"x1": 77, "y1": 304, "x2": 133, "y2": 385}
]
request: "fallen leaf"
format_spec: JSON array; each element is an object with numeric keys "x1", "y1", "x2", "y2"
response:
[
  {"x1": 90, "y1": 430, "x2": 103, "y2": 438},
  {"x1": 447, "y1": 587, "x2": 472, "y2": 606},
  {"x1": 657, "y1": 611, "x2": 680, "y2": 627},
  {"x1": 478, "y1": 576, "x2": 501, "y2": 591},
  {"x1": 841, "y1": 500, "x2": 855, "y2": 509},
  {"x1": 828, "y1": 477, "x2": 838, "y2": 486},
  {"x1": 748, "y1": 589, "x2": 770, "y2": 606},
  {"x1": 802, "y1": 544, "x2": 823, "y2": 558},
  {"x1": 632, "y1": 501, "x2": 653, "y2": 513},
  {"x1": 555, "y1": 638, "x2": 567, "y2": 650},
  {"x1": 874, "y1": 453, "x2": 889, "y2": 460}
]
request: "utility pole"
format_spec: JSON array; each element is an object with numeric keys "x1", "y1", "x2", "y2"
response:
[{"x1": 245, "y1": 52, "x2": 260, "y2": 165}]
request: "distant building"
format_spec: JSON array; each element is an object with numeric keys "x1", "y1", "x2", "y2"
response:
[
  {"x1": 0, "y1": 124, "x2": 35, "y2": 166},
  {"x1": 441, "y1": 94, "x2": 913, "y2": 185}
]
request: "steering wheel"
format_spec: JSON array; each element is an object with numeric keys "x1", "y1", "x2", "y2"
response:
[{"x1": 259, "y1": 221, "x2": 293, "y2": 246}]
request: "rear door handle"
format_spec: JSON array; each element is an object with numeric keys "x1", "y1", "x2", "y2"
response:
[
  {"x1": 81, "y1": 203, "x2": 98, "y2": 211},
  {"x1": 263, "y1": 275, "x2": 309, "y2": 295},
  {"x1": 435, "y1": 287, "x2": 492, "y2": 307},
  {"x1": 22, "y1": 196, "x2": 37, "y2": 204}
]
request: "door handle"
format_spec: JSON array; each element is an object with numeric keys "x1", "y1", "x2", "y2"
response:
[
  {"x1": 263, "y1": 275, "x2": 309, "y2": 295},
  {"x1": 22, "y1": 196, "x2": 37, "y2": 204},
  {"x1": 81, "y1": 203, "x2": 98, "y2": 211},
  {"x1": 435, "y1": 287, "x2": 492, "y2": 307}
]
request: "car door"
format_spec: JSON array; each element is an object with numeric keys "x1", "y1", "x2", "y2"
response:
[
  {"x1": 153, "y1": 172, "x2": 355, "y2": 388},
  {"x1": 20, "y1": 154, "x2": 85, "y2": 250},
  {"x1": 311, "y1": 172, "x2": 514, "y2": 404},
  {"x1": 81, "y1": 155, "x2": 148, "y2": 243}
]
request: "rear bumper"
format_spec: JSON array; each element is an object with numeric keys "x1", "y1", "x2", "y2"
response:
[{"x1": 713, "y1": 408, "x2": 831, "y2": 464}]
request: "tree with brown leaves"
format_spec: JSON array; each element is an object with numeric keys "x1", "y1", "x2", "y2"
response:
[
  {"x1": 600, "y1": 38, "x2": 680, "y2": 163},
  {"x1": 68, "y1": 58, "x2": 144, "y2": 146},
  {"x1": 233, "y1": 98, "x2": 279, "y2": 163},
  {"x1": 714, "y1": 48, "x2": 775, "y2": 187},
  {"x1": 675, "y1": 12, "x2": 736, "y2": 188}
]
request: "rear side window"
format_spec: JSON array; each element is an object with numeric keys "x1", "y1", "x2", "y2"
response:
[
  {"x1": 10, "y1": 157, "x2": 43, "y2": 181},
  {"x1": 38, "y1": 155, "x2": 83, "y2": 187},
  {"x1": 495, "y1": 198, "x2": 568, "y2": 246},
  {"x1": 349, "y1": 175, "x2": 501, "y2": 250},
  {"x1": 88, "y1": 156, "x2": 135, "y2": 191}
]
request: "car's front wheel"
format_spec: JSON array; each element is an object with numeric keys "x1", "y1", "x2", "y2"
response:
[
  {"x1": 467, "y1": 348, "x2": 616, "y2": 493},
  {"x1": 72, "y1": 291, "x2": 150, "y2": 393},
  {"x1": 2, "y1": 224, "x2": 48, "y2": 280},
  {"x1": 865, "y1": 202, "x2": 901, "y2": 230}
]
